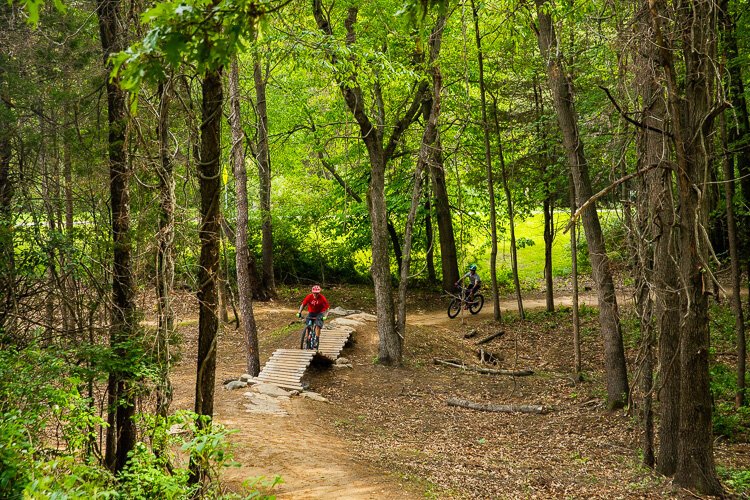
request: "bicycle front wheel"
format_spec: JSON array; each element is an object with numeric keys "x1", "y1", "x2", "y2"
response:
[
  {"x1": 469, "y1": 294, "x2": 484, "y2": 315},
  {"x1": 447, "y1": 298, "x2": 461, "y2": 318}
]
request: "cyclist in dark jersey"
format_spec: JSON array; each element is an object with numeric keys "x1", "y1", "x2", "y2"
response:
[
  {"x1": 296, "y1": 285, "x2": 330, "y2": 344},
  {"x1": 456, "y1": 264, "x2": 481, "y2": 303}
]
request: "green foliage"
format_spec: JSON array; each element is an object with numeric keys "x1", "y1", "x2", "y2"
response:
[
  {"x1": 718, "y1": 466, "x2": 750, "y2": 495},
  {"x1": 710, "y1": 362, "x2": 750, "y2": 440}
]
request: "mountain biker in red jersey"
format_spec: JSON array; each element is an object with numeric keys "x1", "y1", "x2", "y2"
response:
[{"x1": 296, "y1": 285, "x2": 330, "y2": 345}]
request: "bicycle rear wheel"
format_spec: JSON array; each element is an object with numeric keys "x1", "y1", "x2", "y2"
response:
[
  {"x1": 447, "y1": 298, "x2": 462, "y2": 318},
  {"x1": 469, "y1": 294, "x2": 484, "y2": 314}
]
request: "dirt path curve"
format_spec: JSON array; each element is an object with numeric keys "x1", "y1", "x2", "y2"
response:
[
  {"x1": 407, "y1": 292, "x2": 614, "y2": 327},
  {"x1": 216, "y1": 395, "x2": 414, "y2": 499},
  {"x1": 171, "y1": 302, "x2": 418, "y2": 499}
]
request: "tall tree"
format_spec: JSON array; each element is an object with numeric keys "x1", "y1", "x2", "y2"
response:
[
  {"x1": 648, "y1": 0, "x2": 724, "y2": 492},
  {"x1": 155, "y1": 78, "x2": 175, "y2": 417},
  {"x1": 253, "y1": 44, "x2": 276, "y2": 298},
  {"x1": 97, "y1": 0, "x2": 137, "y2": 472},
  {"x1": 397, "y1": 12, "x2": 447, "y2": 339},
  {"x1": 312, "y1": 1, "x2": 430, "y2": 364},
  {"x1": 471, "y1": 0, "x2": 501, "y2": 321},
  {"x1": 230, "y1": 56, "x2": 261, "y2": 376},
  {"x1": 534, "y1": 0, "x2": 629, "y2": 409}
]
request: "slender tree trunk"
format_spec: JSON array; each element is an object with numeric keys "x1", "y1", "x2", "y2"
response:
[
  {"x1": 543, "y1": 194, "x2": 554, "y2": 312},
  {"x1": 230, "y1": 57, "x2": 260, "y2": 377},
  {"x1": 0, "y1": 91, "x2": 15, "y2": 338},
  {"x1": 155, "y1": 79, "x2": 175, "y2": 418},
  {"x1": 387, "y1": 221, "x2": 403, "y2": 273},
  {"x1": 491, "y1": 97, "x2": 523, "y2": 319},
  {"x1": 472, "y1": 0, "x2": 500, "y2": 321},
  {"x1": 397, "y1": 13, "x2": 446, "y2": 338},
  {"x1": 253, "y1": 55, "x2": 276, "y2": 297},
  {"x1": 535, "y1": 0, "x2": 628, "y2": 408},
  {"x1": 570, "y1": 178, "x2": 581, "y2": 375},
  {"x1": 721, "y1": 116, "x2": 747, "y2": 407},
  {"x1": 720, "y1": 0, "x2": 747, "y2": 408},
  {"x1": 535, "y1": 81, "x2": 555, "y2": 313},
  {"x1": 97, "y1": 0, "x2": 136, "y2": 472}
]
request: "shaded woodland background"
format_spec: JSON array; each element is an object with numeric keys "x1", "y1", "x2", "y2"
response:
[{"x1": 1, "y1": 0, "x2": 749, "y2": 496}]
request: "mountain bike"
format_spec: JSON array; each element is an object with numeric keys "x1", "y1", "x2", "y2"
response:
[
  {"x1": 299, "y1": 314, "x2": 319, "y2": 350},
  {"x1": 447, "y1": 286, "x2": 484, "y2": 318}
]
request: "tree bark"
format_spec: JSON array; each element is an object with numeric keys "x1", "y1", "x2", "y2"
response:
[
  {"x1": 397, "y1": 13, "x2": 446, "y2": 339},
  {"x1": 195, "y1": 67, "x2": 223, "y2": 419},
  {"x1": 430, "y1": 146, "x2": 459, "y2": 292},
  {"x1": 253, "y1": 55, "x2": 276, "y2": 297},
  {"x1": 629, "y1": 2, "x2": 681, "y2": 474},
  {"x1": 535, "y1": 0, "x2": 628, "y2": 408},
  {"x1": 720, "y1": 0, "x2": 747, "y2": 408},
  {"x1": 492, "y1": 97, "x2": 524, "y2": 319},
  {"x1": 424, "y1": 172, "x2": 437, "y2": 283},
  {"x1": 472, "y1": 0, "x2": 501, "y2": 322},
  {"x1": 721, "y1": 115, "x2": 746, "y2": 407},
  {"x1": 648, "y1": 0, "x2": 723, "y2": 493},
  {"x1": 0, "y1": 85, "x2": 15, "y2": 337},
  {"x1": 230, "y1": 57, "x2": 260, "y2": 377},
  {"x1": 155, "y1": 79, "x2": 175, "y2": 418},
  {"x1": 97, "y1": 0, "x2": 136, "y2": 472},
  {"x1": 569, "y1": 176, "x2": 581, "y2": 375}
]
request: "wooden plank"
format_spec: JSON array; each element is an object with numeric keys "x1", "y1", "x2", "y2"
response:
[
  {"x1": 261, "y1": 369, "x2": 305, "y2": 376},
  {"x1": 257, "y1": 375, "x2": 303, "y2": 385},
  {"x1": 265, "y1": 360, "x2": 309, "y2": 367}
]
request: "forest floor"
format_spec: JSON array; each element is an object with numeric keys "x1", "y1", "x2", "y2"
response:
[{"x1": 167, "y1": 284, "x2": 750, "y2": 499}]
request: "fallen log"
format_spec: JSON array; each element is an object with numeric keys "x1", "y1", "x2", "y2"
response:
[
  {"x1": 476, "y1": 330, "x2": 504, "y2": 345},
  {"x1": 476, "y1": 348, "x2": 503, "y2": 365},
  {"x1": 447, "y1": 398, "x2": 547, "y2": 414},
  {"x1": 433, "y1": 358, "x2": 534, "y2": 376}
]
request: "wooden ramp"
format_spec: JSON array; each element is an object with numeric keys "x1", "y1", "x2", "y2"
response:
[
  {"x1": 317, "y1": 327, "x2": 354, "y2": 359},
  {"x1": 256, "y1": 327, "x2": 354, "y2": 390}
]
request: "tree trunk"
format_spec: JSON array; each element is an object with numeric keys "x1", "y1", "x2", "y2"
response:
[
  {"x1": 253, "y1": 56, "x2": 276, "y2": 298},
  {"x1": 312, "y1": 2, "x2": 430, "y2": 364},
  {"x1": 648, "y1": 0, "x2": 723, "y2": 492},
  {"x1": 194, "y1": 67, "x2": 223, "y2": 419},
  {"x1": 430, "y1": 145, "x2": 459, "y2": 292},
  {"x1": 97, "y1": 0, "x2": 136, "y2": 472},
  {"x1": 155, "y1": 79, "x2": 175, "y2": 418},
  {"x1": 397, "y1": 13, "x2": 446, "y2": 339},
  {"x1": 630, "y1": 3, "x2": 681, "y2": 474},
  {"x1": 570, "y1": 177, "x2": 581, "y2": 375},
  {"x1": 543, "y1": 194, "x2": 554, "y2": 312},
  {"x1": 491, "y1": 97, "x2": 523, "y2": 319},
  {"x1": 424, "y1": 172, "x2": 437, "y2": 283},
  {"x1": 535, "y1": 0, "x2": 628, "y2": 408},
  {"x1": 230, "y1": 57, "x2": 260, "y2": 377},
  {"x1": 535, "y1": 80, "x2": 555, "y2": 313},
  {"x1": 0, "y1": 91, "x2": 15, "y2": 338},
  {"x1": 721, "y1": 116, "x2": 746, "y2": 407},
  {"x1": 472, "y1": 0, "x2": 501, "y2": 321},
  {"x1": 720, "y1": 0, "x2": 747, "y2": 408}
]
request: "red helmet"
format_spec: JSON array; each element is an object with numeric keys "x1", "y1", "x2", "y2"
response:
[{"x1": 311, "y1": 285, "x2": 321, "y2": 293}]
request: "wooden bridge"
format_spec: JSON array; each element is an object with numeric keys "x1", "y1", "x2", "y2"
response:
[{"x1": 255, "y1": 321, "x2": 359, "y2": 391}]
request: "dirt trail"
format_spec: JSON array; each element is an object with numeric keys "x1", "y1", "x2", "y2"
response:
[
  {"x1": 170, "y1": 302, "x2": 418, "y2": 499},
  {"x1": 171, "y1": 295, "x2": 608, "y2": 497}
]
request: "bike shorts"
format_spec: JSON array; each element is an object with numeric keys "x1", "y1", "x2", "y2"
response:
[{"x1": 306, "y1": 312, "x2": 325, "y2": 328}]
